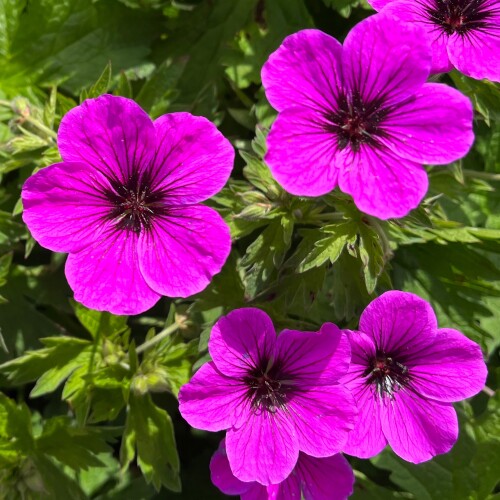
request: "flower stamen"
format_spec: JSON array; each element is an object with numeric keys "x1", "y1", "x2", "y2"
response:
[{"x1": 364, "y1": 352, "x2": 410, "y2": 399}]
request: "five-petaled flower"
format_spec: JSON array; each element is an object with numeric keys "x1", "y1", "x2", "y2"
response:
[
  {"x1": 210, "y1": 438, "x2": 354, "y2": 500},
  {"x1": 368, "y1": 0, "x2": 500, "y2": 81},
  {"x1": 178, "y1": 308, "x2": 357, "y2": 485},
  {"x1": 340, "y1": 290, "x2": 487, "y2": 463},
  {"x1": 262, "y1": 13, "x2": 474, "y2": 219},
  {"x1": 22, "y1": 95, "x2": 234, "y2": 315}
]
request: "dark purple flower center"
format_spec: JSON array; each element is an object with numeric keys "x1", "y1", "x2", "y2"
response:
[
  {"x1": 425, "y1": 0, "x2": 496, "y2": 36},
  {"x1": 323, "y1": 92, "x2": 389, "y2": 152},
  {"x1": 243, "y1": 358, "x2": 291, "y2": 414},
  {"x1": 364, "y1": 352, "x2": 410, "y2": 399},
  {"x1": 105, "y1": 171, "x2": 167, "y2": 234}
]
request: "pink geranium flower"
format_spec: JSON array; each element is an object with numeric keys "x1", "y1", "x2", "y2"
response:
[
  {"x1": 341, "y1": 291, "x2": 487, "y2": 463},
  {"x1": 178, "y1": 308, "x2": 357, "y2": 485},
  {"x1": 368, "y1": 0, "x2": 500, "y2": 81},
  {"x1": 210, "y1": 438, "x2": 355, "y2": 500},
  {"x1": 262, "y1": 14, "x2": 474, "y2": 219},
  {"x1": 22, "y1": 95, "x2": 234, "y2": 315}
]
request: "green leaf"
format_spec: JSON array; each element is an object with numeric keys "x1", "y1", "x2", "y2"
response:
[
  {"x1": 451, "y1": 72, "x2": 500, "y2": 126},
  {"x1": 114, "y1": 71, "x2": 133, "y2": 98},
  {"x1": 0, "y1": 0, "x2": 163, "y2": 96},
  {"x1": 36, "y1": 417, "x2": 113, "y2": 471},
  {"x1": 351, "y1": 472, "x2": 399, "y2": 499},
  {"x1": 72, "y1": 301, "x2": 129, "y2": 339},
  {"x1": 298, "y1": 222, "x2": 357, "y2": 272},
  {"x1": 358, "y1": 221, "x2": 387, "y2": 294},
  {"x1": 0, "y1": 336, "x2": 89, "y2": 387},
  {"x1": 225, "y1": 0, "x2": 313, "y2": 88},
  {"x1": 372, "y1": 402, "x2": 500, "y2": 500},
  {"x1": 0, "y1": 211, "x2": 26, "y2": 253},
  {"x1": 121, "y1": 393, "x2": 180, "y2": 492},
  {"x1": 135, "y1": 58, "x2": 187, "y2": 116},
  {"x1": 162, "y1": 0, "x2": 257, "y2": 111},
  {"x1": 31, "y1": 454, "x2": 87, "y2": 500},
  {"x1": 193, "y1": 253, "x2": 246, "y2": 311},
  {"x1": 392, "y1": 242, "x2": 500, "y2": 354},
  {"x1": 240, "y1": 217, "x2": 294, "y2": 298},
  {"x1": 0, "y1": 0, "x2": 26, "y2": 58},
  {"x1": 0, "y1": 392, "x2": 34, "y2": 456},
  {"x1": 80, "y1": 61, "x2": 112, "y2": 101},
  {"x1": 321, "y1": 0, "x2": 369, "y2": 17}
]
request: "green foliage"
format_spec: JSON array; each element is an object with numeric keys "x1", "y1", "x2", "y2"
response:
[
  {"x1": 0, "y1": 0, "x2": 163, "y2": 97},
  {"x1": 0, "y1": 0, "x2": 499, "y2": 497},
  {"x1": 121, "y1": 393, "x2": 180, "y2": 492}
]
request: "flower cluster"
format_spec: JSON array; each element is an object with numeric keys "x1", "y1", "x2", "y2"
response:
[
  {"x1": 19, "y1": 5, "x2": 494, "y2": 499},
  {"x1": 21, "y1": 8, "x2": 492, "y2": 314},
  {"x1": 179, "y1": 293, "x2": 487, "y2": 498}
]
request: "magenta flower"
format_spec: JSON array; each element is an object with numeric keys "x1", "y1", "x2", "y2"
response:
[
  {"x1": 261, "y1": 14, "x2": 474, "y2": 219},
  {"x1": 210, "y1": 438, "x2": 355, "y2": 500},
  {"x1": 178, "y1": 308, "x2": 357, "y2": 485},
  {"x1": 340, "y1": 291, "x2": 487, "y2": 463},
  {"x1": 22, "y1": 95, "x2": 234, "y2": 315},
  {"x1": 368, "y1": 0, "x2": 500, "y2": 81}
]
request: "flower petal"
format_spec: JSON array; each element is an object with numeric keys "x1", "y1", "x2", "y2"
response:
[
  {"x1": 65, "y1": 229, "x2": 160, "y2": 315},
  {"x1": 58, "y1": 95, "x2": 155, "y2": 183},
  {"x1": 342, "y1": 13, "x2": 431, "y2": 106},
  {"x1": 298, "y1": 453, "x2": 355, "y2": 500},
  {"x1": 210, "y1": 439, "x2": 254, "y2": 496},
  {"x1": 337, "y1": 146, "x2": 428, "y2": 219},
  {"x1": 342, "y1": 383, "x2": 386, "y2": 459},
  {"x1": 287, "y1": 386, "x2": 357, "y2": 457},
  {"x1": 275, "y1": 323, "x2": 350, "y2": 385},
  {"x1": 208, "y1": 308, "x2": 277, "y2": 379},
  {"x1": 178, "y1": 363, "x2": 247, "y2": 432},
  {"x1": 225, "y1": 409, "x2": 299, "y2": 485},
  {"x1": 22, "y1": 162, "x2": 113, "y2": 253},
  {"x1": 409, "y1": 328, "x2": 487, "y2": 403},
  {"x1": 341, "y1": 331, "x2": 388, "y2": 459},
  {"x1": 137, "y1": 205, "x2": 231, "y2": 298},
  {"x1": 272, "y1": 475, "x2": 301, "y2": 500},
  {"x1": 150, "y1": 113, "x2": 234, "y2": 204},
  {"x1": 378, "y1": 0, "x2": 453, "y2": 73},
  {"x1": 261, "y1": 29, "x2": 344, "y2": 113},
  {"x1": 264, "y1": 106, "x2": 340, "y2": 197},
  {"x1": 358, "y1": 291, "x2": 438, "y2": 355},
  {"x1": 381, "y1": 391, "x2": 458, "y2": 463},
  {"x1": 447, "y1": 27, "x2": 500, "y2": 82},
  {"x1": 242, "y1": 485, "x2": 270, "y2": 500},
  {"x1": 382, "y1": 83, "x2": 474, "y2": 165}
]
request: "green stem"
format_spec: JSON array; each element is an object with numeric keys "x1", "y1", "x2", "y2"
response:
[
  {"x1": 136, "y1": 322, "x2": 181, "y2": 354},
  {"x1": 462, "y1": 169, "x2": 500, "y2": 182},
  {"x1": 25, "y1": 117, "x2": 57, "y2": 140},
  {"x1": 482, "y1": 385, "x2": 495, "y2": 397},
  {"x1": 368, "y1": 217, "x2": 393, "y2": 259}
]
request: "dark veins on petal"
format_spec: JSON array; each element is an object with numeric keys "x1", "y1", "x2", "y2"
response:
[
  {"x1": 423, "y1": 0, "x2": 499, "y2": 37},
  {"x1": 364, "y1": 351, "x2": 411, "y2": 399},
  {"x1": 104, "y1": 170, "x2": 167, "y2": 234},
  {"x1": 243, "y1": 357, "x2": 293, "y2": 414},
  {"x1": 322, "y1": 90, "x2": 390, "y2": 152}
]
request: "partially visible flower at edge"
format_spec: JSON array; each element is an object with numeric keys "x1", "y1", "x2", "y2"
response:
[
  {"x1": 178, "y1": 307, "x2": 357, "y2": 485},
  {"x1": 368, "y1": 0, "x2": 500, "y2": 81},
  {"x1": 210, "y1": 438, "x2": 355, "y2": 500},
  {"x1": 341, "y1": 290, "x2": 487, "y2": 463},
  {"x1": 261, "y1": 13, "x2": 474, "y2": 219},
  {"x1": 22, "y1": 94, "x2": 234, "y2": 315}
]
